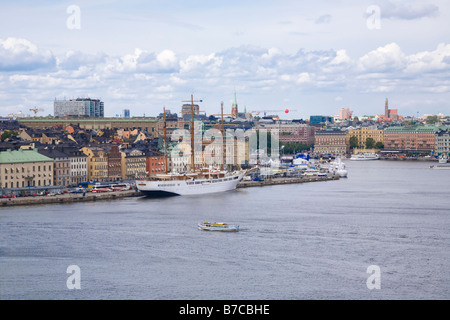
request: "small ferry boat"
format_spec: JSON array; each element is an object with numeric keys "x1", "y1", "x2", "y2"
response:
[
  {"x1": 198, "y1": 222, "x2": 239, "y2": 232},
  {"x1": 350, "y1": 153, "x2": 380, "y2": 161}
]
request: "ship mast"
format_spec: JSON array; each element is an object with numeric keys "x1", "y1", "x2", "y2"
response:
[
  {"x1": 182, "y1": 94, "x2": 202, "y2": 172},
  {"x1": 221, "y1": 102, "x2": 224, "y2": 171},
  {"x1": 163, "y1": 106, "x2": 168, "y2": 174}
]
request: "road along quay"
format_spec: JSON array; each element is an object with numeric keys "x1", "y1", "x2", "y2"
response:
[{"x1": 1, "y1": 175, "x2": 339, "y2": 207}]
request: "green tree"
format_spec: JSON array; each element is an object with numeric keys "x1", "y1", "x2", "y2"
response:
[
  {"x1": 375, "y1": 141, "x2": 384, "y2": 149},
  {"x1": 426, "y1": 115, "x2": 439, "y2": 124},
  {"x1": 282, "y1": 143, "x2": 311, "y2": 154},
  {"x1": 1, "y1": 130, "x2": 18, "y2": 141},
  {"x1": 349, "y1": 136, "x2": 358, "y2": 149},
  {"x1": 365, "y1": 137, "x2": 375, "y2": 149}
]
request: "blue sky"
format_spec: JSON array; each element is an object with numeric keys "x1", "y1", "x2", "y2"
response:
[{"x1": 1, "y1": 0, "x2": 449, "y2": 119}]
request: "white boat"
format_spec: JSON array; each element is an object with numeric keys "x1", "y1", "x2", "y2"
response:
[
  {"x1": 136, "y1": 168, "x2": 247, "y2": 197},
  {"x1": 430, "y1": 164, "x2": 450, "y2": 170},
  {"x1": 330, "y1": 157, "x2": 348, "y2": 177},
  {"x1": 198, "y1": 222, "x2": 239, "y2": 232},
  {"x1": 438, "y1": 155, "x2": 448, "y2": 164},
  {"x1": 350, "y1": 153, "x2": 380, "y2": 161},
  {"x1": 430, "y1": 156, "x2": 450, "y2": 170}
]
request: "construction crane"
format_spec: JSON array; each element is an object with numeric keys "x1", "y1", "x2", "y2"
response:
[{"x1": 29, "y1": 107, "x2": 44, "y2": 116}]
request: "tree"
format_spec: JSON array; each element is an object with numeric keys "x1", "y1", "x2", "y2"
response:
[
  {"x1": 1, "y1": 130, "x2": 18, "y2": 141},
  {"x1": 282, "y1": 143, "x2": 312, "y2": 154},
  {"x1": 375, "y1": 141, "x2": 384, "y2": 149},
  {"x1": 365, "y1": 137, "x2": 375, "y2": 149},
  {"x1": 349, "y1": 136, "x2": 358, "y2": 149},
  {"x1": 426, "y1": 115, "x2": 439, "y2": 124}
]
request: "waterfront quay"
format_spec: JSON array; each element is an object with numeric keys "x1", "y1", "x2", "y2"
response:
[
  {"x1": 1, "y1": 174, "x2": 338, "y2": 207},
  {"x1": 237, "y1": 174, "x2": 339, "y2": 188},
  {"x1": 1, "y1": 189, "x2": 141, "y2": 207}
]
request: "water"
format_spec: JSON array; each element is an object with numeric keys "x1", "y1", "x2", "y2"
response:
[{"x1": 0, "y1": 160, "x2": 449, "y2": 300}]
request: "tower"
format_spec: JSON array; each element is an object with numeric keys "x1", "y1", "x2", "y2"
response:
[
  {"x1": 385, "y1": 98, "x2": 389, "y2": 118},
  {"x1": 231, "y1": 89, "x2": 238, "y2": 118}
]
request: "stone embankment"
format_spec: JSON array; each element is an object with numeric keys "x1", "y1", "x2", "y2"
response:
[
  {"x1": 1, "y1": 175, "x2": 339, "y2": 207},
  {"x1": 1, "y1": 190, "x2": 142, "y2": 207},
  {"x1": 237, "y1": 174, "x2": 339, "y2": 188}
]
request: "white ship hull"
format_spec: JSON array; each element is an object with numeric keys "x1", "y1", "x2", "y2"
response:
[
  {"x1": 350, "y1": 153, "x2": 380, "y2": 161},
  {"x1": 430, "y1": 164, "x2": 450, "y2": 170},
  {"x1": 136, "y1": 172, "x2": 245, "y2": 197}
]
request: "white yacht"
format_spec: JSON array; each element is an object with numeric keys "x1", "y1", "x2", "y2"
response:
[
  {"x1": 350, "y1": 153, "x2": 380, "y2": 161},
  {"x1": 330, "y1": 157, "x2": 348, "y2": 177}
]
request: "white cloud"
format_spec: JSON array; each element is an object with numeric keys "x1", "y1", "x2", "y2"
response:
[
  {"x1": 104, "y1": 48, "x2": 179, "y2": 74},
  {"x1": 1, "y1": 37, "x2": 450, "y2": 117},
  {"x1": 0, "y1": 37, "x2": 55, "y2": 71},
  {"x1": 377, "y1": 1, "x2": 440, "y2": 20},
  {"x1": 358, "y1": 43, "x2": 406, "y2": 72},
  {"x1": 180, "y1": 53, "x2": 222, "y2": 75},
  {"x1": 405, "y1": 43, "x2": 450, "y2": 73},
  {"x1": 57, "y1": 51, "x2": 107, "y2": 70}
]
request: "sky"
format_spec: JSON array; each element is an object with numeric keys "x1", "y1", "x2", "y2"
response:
[{"x1": 1, "y1": 0, "x2": 450, "y2": 119}]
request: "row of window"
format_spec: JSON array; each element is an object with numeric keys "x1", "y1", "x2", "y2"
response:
[
  {"x1": 4, "y1": 165, "x2": 52, "y2": 174},
  {"x1": 3, "y1": 173, "x2": 51, "y2": 180},
  {"x1": 2, "y1": 179, "x2": 52, "y2": 188}
]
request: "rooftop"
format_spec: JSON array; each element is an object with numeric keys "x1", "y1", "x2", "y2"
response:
[
  {"x1": 385, "y1": 125, "x2": 450, "y2": 132},
  {"x1": 0, "y1": 148, "x2": 53, "y2": 164}
]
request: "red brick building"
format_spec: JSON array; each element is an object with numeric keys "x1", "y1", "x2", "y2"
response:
[
  {"x1": 146, "y1": 151, "x2": 166, "y2": 175},
  {"x1": 384, "y1": 126, "x2": 438, "y2": 153}
]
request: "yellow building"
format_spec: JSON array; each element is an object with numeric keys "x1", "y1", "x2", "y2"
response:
[
  {"x1": 347, "y1": 127, "x2": 384, "y2": 150},
  {"x1": 0, "y1": 149, "x2": 54, "y2": 190},
  {"x1": 81, "y1": 147, "x2": 108, "y2": 181}
]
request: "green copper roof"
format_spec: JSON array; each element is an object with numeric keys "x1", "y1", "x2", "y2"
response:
[
  {"x1": 0, "y1": 149, "x2": 53, "y2": 164},
  {"x1": 385, "y1": 125, "x2": 450, "y2": 132}
]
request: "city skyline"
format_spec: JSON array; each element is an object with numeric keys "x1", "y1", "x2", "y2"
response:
[{"x1": 1, "y1": 0, "x2": 450, "y2": 119}]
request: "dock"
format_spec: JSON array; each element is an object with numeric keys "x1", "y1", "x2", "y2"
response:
[
  {"x1": 1, "y1": 175, "x2": 339, "y2": 207},
  {"x1": 1, "y1": 189, "x2": 142, "y2": 207},
  {"x1": 237, "y1": 174, "x2": 339, "y2": 188}
]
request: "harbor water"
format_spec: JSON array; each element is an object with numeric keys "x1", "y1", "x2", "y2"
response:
[{"x1": 0, "y1": 160, "x2": 449, "y2": 300}]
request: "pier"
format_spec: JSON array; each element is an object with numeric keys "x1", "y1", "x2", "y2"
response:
[
  {"x1": 1, "y1": 189, "x2": 142, "y2": 207},
  {"x1": 237, "y1": 174, "x2": 339, "y2": 188}
]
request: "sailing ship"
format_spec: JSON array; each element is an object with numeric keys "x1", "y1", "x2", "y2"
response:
[{"x1": 135, "y1": 95, "x2": 250, "y2": 197}]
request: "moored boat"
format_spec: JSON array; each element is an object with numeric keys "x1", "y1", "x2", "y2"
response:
[
  {"x1": 430, "y1": 164, "x2": 450, "y2": 170},
  {"x1": 330, "y1": 157, "x2": 348, "y2": 177},
  {"x1": 350, "y1": 153, "x2": 380, "y2": 161},
  {"x1": 198, "y1": 222, "x2": 239, "y2": 232},
  {"x1": 136, "y1": 169, "x2": 247, "y2": 197}
]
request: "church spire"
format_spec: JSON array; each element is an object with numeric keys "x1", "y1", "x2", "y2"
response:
[{"x1": 231, "y1": 88, "x2": 238, "y2": 118}]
